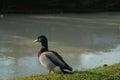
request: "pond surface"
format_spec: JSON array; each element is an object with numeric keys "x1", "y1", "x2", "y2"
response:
[{"x1": 0, "y1": 12, "x2": 120, "y2": 80}]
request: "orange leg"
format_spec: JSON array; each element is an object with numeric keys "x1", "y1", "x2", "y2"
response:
[{"x1": 48, "y1": 69, "x2": 51, "y2": 74}]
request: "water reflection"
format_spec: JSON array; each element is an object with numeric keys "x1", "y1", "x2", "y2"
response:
[
  {"x1": 0, "y1": 55, "x2": 15, "y2": 80},
  {"x1": 0, "y1": 44, "x2": 120, "y2": 80},
  {"x1": 80, "y1": 45, "x2": 120, "y2": 69}
]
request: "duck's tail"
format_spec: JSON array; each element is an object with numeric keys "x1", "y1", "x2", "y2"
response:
[
  {"x1": 67, "y1": 66, "x2": 72, "y2": 71},
  {"x1": 62, "y1": 66, "x2": 72, "y2": 73}
]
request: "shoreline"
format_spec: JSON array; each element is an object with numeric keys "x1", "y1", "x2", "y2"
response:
[{"x1": 10, "y1": 63, "x2": 120, "y2": 80}]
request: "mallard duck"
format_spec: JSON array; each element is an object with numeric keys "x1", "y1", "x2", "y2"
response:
[{"x1": 33, "y1": 35, "x2": 72, "y2": 74}]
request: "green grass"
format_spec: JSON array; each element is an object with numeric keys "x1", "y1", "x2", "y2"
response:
[{"x1": 10, "y1": 63, "x2": 120, "y2": 80}]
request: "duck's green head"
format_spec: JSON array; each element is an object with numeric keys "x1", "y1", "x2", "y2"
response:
[
  {"x1": 33, "y1": 35, "x2": 47, "y2": 43},
  {"x1": 37, "y1": 35, "x2": 47, "y2": 43}
]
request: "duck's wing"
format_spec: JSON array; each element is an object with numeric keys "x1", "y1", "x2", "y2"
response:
[{"x1": 45, "y1": 51, "x2": 72, "y2": 70}]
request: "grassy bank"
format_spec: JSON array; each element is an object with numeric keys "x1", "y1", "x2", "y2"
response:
[{"x1": 10, "y1": 63, "x2": 120, "y2": 80}]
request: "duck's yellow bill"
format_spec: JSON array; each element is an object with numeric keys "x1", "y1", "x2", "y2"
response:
[{"x1": 33, "y1": 39, "x2": 38, "y2": 43}]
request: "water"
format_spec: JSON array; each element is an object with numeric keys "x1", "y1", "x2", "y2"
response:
[{"x1": 0, "y1": 12, "x2": 120, "y2": 80}]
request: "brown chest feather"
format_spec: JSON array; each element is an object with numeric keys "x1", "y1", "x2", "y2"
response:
[{"x1": 38, "y1": 48, "x2": 48, "y2": 57}]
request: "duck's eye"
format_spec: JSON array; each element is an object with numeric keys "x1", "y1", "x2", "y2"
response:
[{"x1": 38, "y1": 38, "x2": 42, "y2": 41}]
